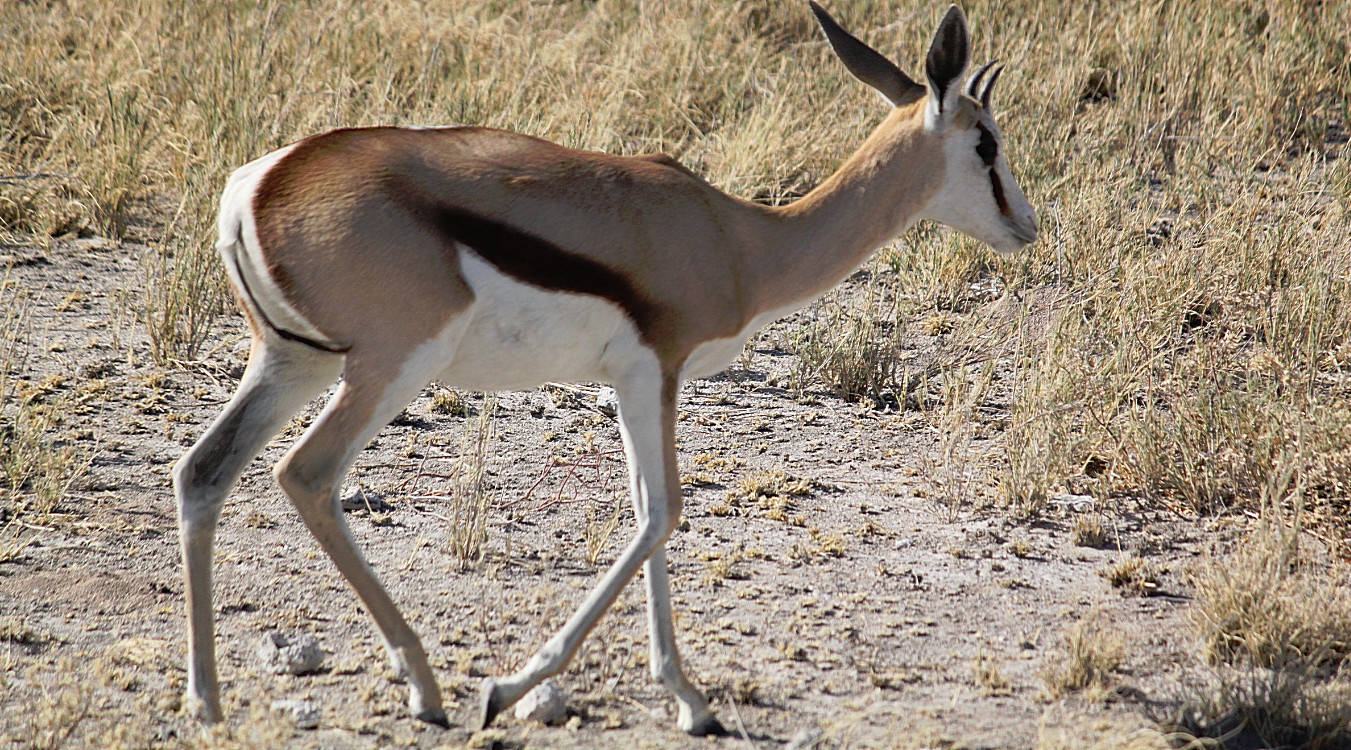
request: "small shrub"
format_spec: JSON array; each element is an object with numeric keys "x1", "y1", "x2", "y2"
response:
[
  {"x1": 1100, "y1": 556, "x2": 1161, "y2": 597},
  {"x1": 1040, "y1": 612, "x2": 1125, "y2": 700},
  {"x1": 430, "y1": 386, "x2": 470, "y2": 417},
  {"x1": 1072, "y1": 515, "x2": 1108, "y2": 548}
]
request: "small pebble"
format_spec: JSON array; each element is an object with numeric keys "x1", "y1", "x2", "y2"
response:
[
  {"x1": 514, "y1": 679, "x2": 568, "y2": 725},
  {"x1": 271, "y1": 699, "x2": 321, "y2": 730},
  {"x1": 340, "y1": 486, "x2": 390, "y2": 512},
  {"x1": 785, "y1": 727, "x2": 824, "y2": 750},
  {"x1": 595, "y1": 387, "x2": 620, "y2": 417},
  {"x1": 256, "y1": 632, "x2": 325, "y2": 675}
]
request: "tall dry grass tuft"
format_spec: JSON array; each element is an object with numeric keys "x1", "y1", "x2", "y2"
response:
[
  {"x1": 792, "y1": 281, "x2": 910, "y2": 407},
  {"x1": 1166, "y1": 527, "x2": 1351, "y2": 748},
  {"x1": 1039, "y1": 610, "x2": 1126, "y2": 700},
  {"x1": 1190, "y1": 532, "x2": 1351, "y2": 670},
  {"x1": 1163, "y1": 661, "x2": 1351, "y2": 750},
  {"x1": 448, "y1": 395, "x2": 496, "y2": 568}
]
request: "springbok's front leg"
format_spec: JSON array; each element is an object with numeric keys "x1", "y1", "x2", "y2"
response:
[
  {"x1": 640, "y1": 546, "x2": 725, "y2": 734},
  {"x1": 479, "y1": 372, "x2": 720, "y2": 733},
  {"x1": 620, "y1": 427, "x2": 724, "y2": 734}
]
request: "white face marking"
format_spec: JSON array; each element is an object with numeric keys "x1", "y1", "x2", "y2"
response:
[{"x1": 920, "y1": 105, "x2": 1037, "y2": 254}]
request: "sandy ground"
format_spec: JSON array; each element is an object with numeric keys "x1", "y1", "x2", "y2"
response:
[{"x1": 0, "y1": 235, "x2": 1226, "y2": 748}]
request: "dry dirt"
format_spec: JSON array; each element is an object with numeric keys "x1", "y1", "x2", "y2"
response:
[{"x1": 0, "y1": 235, "x2": 1232, "y2": 748}]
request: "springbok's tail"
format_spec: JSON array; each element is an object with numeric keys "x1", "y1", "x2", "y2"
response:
[{"x1": 214, "y1": 184, "x2": 349, "y2": 355}]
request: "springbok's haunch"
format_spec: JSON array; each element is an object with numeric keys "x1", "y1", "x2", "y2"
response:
[{"x1": 174, "y1": 2, "x2": 1036, "y2": 734}]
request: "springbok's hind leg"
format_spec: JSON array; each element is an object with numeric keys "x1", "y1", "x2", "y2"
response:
[
  {"x1": 272, "y1": 349, "x2": 460, "y2": 726},
  {"x1": 174, "y1": 339, "x2": 341, "y2": 723}
]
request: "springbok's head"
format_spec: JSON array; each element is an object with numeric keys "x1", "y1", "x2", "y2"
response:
[{"x1": 810, "y1": 2, "x2": 1038, "y2": 254}]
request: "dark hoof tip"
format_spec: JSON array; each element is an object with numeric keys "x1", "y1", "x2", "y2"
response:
[
  {"x1": 479, "y1": 679, "x2": 504, "y2": 730},
  {"x1": 689, "y1": 715, "x2": 731, "y2": 737},
  {"x1": 416, "y1": 707, "x2": 450, "y2": 728}
]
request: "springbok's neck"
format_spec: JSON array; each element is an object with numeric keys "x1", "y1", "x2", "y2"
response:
[{"x1": 750, "y1": 102, "x2": 941, "y2": 314}]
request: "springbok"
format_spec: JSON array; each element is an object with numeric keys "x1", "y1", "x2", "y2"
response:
[{"x1": 174, "y1": 1, "x2": 1036, "y2": 735}]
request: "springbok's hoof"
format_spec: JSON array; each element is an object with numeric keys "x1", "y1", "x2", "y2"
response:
[
  {"x1": 186, "y1": 694, "x2": 224, "y2": 725},
  {"x1": 479, "y1": 678, "x2": 504, "y2": 729},
  {"x1": 415, "y1": 706, "x2": 450, "y2": 728},
  {"x1": 687, "y1": 714, "x2": 730, "y2": 737}
]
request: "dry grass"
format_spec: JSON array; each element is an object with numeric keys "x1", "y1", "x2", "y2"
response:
[
  {"x1": 1189, "y1": 531, "x2": 1351, "y2": 670},
  {"x1": 14, "y1": 653, "x2": 295, "y2": 750},
  {"x1": 925, "y1": 362, "x2": 995, "y2": 517},
  {"x1": 1163, "y1": 661, "x2": 1351, "y2": 750},
  {"x1": 1037, "y1": 712, "x2": 1172, "y2": 750},
  {"x1": 792, "y1": 280, "x2": 911, "y2": 407},
  {"x1": 1039, "y1": 610, "x2": 1126, "y2": 700},
  {"x1": 972, "y1": 649, "x2": 1012, "y2": 696},
  {"x1": 1100, "y1": 555, "x2": 1162, "y2": 597},
  {"x1": 583, "y1": 491, "x2": 627, "y2": 566},
  {"x1": 1155, "y1": 529, "x2": 1351, "y2": 748},
  {"x1": 447, "y1": 394, "x2": 496, "y2": 568},
  {"x1": 711, "y1": 468, "x2": 814, "y2": 524},
  {"x1": 0, "y1": 272, "x2": 88, "y2": 562}
]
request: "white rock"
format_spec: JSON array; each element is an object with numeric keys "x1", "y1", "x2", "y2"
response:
[
  {"x1": 595, "y1": 387, "x2": 620, "y2": 417},
  {"x1": 256, "y1": 632, "x2": 325, "y2": 675},
  {"x1": 785, "y1": 727, "x2": 824, "y2": 750},
  {"x1": 340, "y1": 486, "x2": 388, "y2": 512},
  {"x1": 1050, "y1": 493, "x2": 1096, "y2": 511},
  {"x1": 271, "y1": 699, "x2": 322, "y2": 730},
  {"x1": 513, "y1": 679, "x2": 568, "y2": 725}
]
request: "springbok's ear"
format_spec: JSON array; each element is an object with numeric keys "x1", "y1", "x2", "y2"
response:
[
  {"x1": 809, "y1": 1, "x2": 924, "y2": 107},
  {"x1": 924, "y1": 5, "x2": 970, "y2": 125}
]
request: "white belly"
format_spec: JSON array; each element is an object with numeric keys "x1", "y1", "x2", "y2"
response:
[{"x1": 440, "y1": 251, "x2": 651, "y2": 390}]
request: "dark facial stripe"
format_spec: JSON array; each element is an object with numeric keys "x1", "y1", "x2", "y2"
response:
[
  {"x1": 974, "y1": 123, "x2": 1009, "y2": 215},
  {"x1": 393, "y1": 180, "x2": 662, "y2": 336},
  {"x1": 975, "y1": 123, "x2": 998, "y2": 167},
  {"x1": 989, "y1": 169, "x2": 1011, "y2": 216}
]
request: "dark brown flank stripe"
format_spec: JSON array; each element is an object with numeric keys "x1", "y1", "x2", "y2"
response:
[{"x1": 392, "y1": 178, "x2": 664, "y2": 337}]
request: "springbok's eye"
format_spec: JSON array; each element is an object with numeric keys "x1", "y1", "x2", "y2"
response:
[{"x1": 975, "y1": 123, "x2": 998, "y2": 167}]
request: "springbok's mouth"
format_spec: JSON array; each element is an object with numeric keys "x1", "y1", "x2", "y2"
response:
[{"x1": 1006, "y1": 219, "x2": 1038, "y2": 246}]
